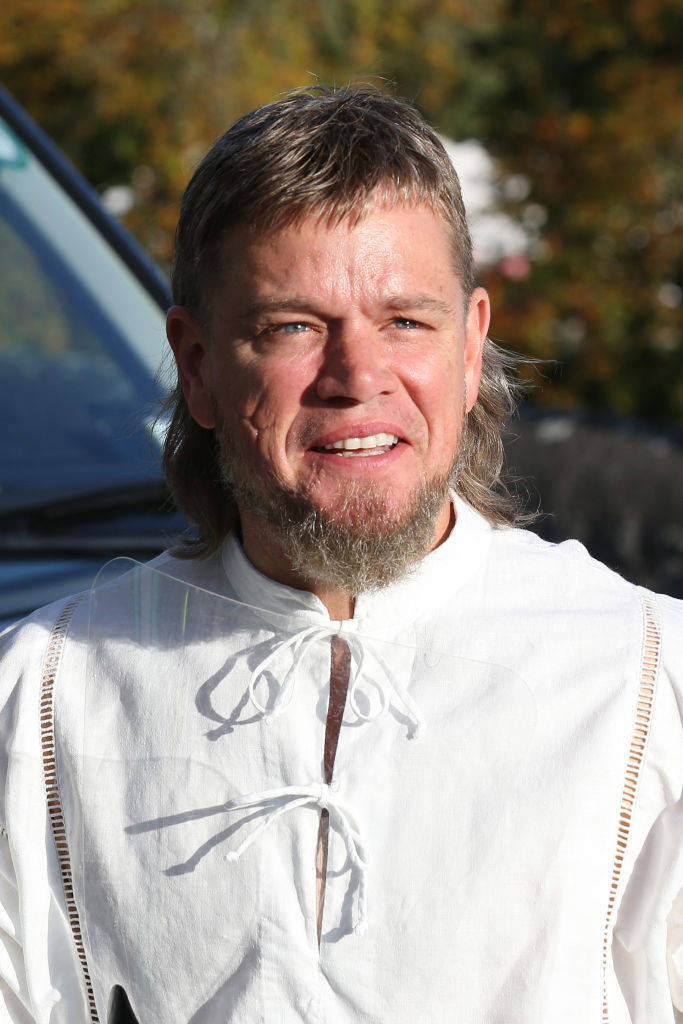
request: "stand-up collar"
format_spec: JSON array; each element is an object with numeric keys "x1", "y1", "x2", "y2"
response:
[{"x1": 221, "y1": 495, "x2": 492, "y2": 633}]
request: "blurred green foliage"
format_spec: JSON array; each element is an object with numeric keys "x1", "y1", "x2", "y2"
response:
[{"x1": 1, "y1": 0, "x2": 681, "y2": 421}]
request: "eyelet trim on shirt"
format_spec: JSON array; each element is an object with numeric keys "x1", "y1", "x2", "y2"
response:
[
  {"x1": 601, "y1": 590, "x2": 661, "y2": 1022},
  {"x1": 40, "y1": 596, "x2": 100, "y2": 1024}
]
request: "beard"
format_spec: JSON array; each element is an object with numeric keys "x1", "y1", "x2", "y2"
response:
[{"x1": 216, "y1": 425, "x2": 458, "y2": 596}]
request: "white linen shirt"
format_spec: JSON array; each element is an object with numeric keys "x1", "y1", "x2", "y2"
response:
[{"x1": 0, "y1": 499, "x2": 682, "y2": 1023}]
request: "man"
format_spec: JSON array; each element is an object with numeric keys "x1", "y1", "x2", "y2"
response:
[{"x1": 0, "y1": 86, "x2": 681, "y2": 1023}]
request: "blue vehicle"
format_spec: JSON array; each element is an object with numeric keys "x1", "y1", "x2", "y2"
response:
[{"x1": 0, "y1": 85, "x2": 187, "y2": 627}]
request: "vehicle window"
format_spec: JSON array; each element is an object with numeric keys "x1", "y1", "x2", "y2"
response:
[{"x1": 0, "y1": 121, "x2": 166, "y2": 512}]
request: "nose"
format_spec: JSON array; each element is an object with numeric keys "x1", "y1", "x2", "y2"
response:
[{"x1": 316, "y1": 324, "x2": 395, "y2": 404}]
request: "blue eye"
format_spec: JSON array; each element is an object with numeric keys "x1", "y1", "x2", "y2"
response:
[
  {"x1": 279, "y1": 322, "x2": 309, "y2": 334},
  {"x1": 394, "y1": 318, "x2": 420, "y2": 329}
]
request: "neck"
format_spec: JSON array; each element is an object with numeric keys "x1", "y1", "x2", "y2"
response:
[
  {"x1": 239, "y1": 516, "x2": 355, "y2": 618},
  {"x1": 238, "y1": 499, "x2": 455, "y2": 621}
]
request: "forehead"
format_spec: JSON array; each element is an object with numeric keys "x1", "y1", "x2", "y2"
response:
[{"x1": 211, "y1": 202, "x2": 463, "y2": 308}]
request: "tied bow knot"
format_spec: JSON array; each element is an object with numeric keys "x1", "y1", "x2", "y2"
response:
[
  {"x1": 248, "y1": 625, "x2": 424, "y2": 737},
  {"x1": 248, "y1": 625, "x2": 332, "y2": 719},
  {"x1": 224, "y1": 782, "x2": 369, "y2": 934}
]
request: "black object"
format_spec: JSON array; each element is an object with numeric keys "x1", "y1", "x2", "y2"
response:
[{"x1": 107, "y1": 985, "x2": 140, "y2": 1024}]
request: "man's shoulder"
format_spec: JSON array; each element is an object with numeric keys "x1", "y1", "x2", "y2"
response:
[
  {"x1": 489, "y1": 523, "x2": 683, "y2": 661},
  {"x1": 654, "y1": 592, "x2": 683, "y2": 688},
  {"x1": 489, "y1": 520, "x2": 624, "y2": 577},
  {"x1": 0, "y1": 545, "x2": 217, "y2": 663},
  {"x1": 487, "y1": 520, "x2": 659, "y2": 610},
  {"x1": 0, "y1": 593, "x2": 74, "y2": 670},
  {"x1": 465, "y1": 522, "x2": 683, "y2": 712},
  {"x1": 658, "y1": 590, "x2": 683, "y2": 625}
]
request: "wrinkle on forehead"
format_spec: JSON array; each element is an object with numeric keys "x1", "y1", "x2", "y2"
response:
[
  {"x1": 207, "y1": 196, "x2": 467, "y2": 318},
  {"x1": 218, "y1": 207, "x2": 463, "y2": 323}
]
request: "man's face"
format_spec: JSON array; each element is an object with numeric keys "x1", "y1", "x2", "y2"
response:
[{"x1": 168, "y1": 201, "x2": 489, "y2": 591}]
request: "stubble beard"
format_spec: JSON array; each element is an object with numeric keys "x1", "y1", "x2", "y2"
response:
[{"x1": 216, "y1": 428, "x2": 458, "y2": 596}]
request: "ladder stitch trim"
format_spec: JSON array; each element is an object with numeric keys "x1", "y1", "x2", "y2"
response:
[
  {"x1": 40, "y1": 595, "x2": 100, "y2": 1024},
  {"x1": 601, "y1": 590, "x2": 661, "y2": 1022}
]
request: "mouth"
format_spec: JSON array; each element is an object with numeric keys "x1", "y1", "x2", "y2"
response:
[{"x1": 311, "y1": 432, "x2": 400, "y2": 458}]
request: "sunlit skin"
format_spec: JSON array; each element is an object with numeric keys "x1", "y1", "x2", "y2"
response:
[{"x1": 167, "y1": 202, "x2": 490, "y2": 618}]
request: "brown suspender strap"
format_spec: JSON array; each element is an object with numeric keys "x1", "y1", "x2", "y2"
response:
[
  {"x1": 601, "y1": 590, "x2": 662, "y2": 1022},
  {"x1": 40, "y1": 595, "x2": 100, "y2": 1024}
]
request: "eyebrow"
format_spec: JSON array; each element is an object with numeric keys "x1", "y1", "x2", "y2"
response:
[
  {"x1": 237, "y1": 294, "x2": 457, "y2": 320},
  {"x1": 237, "y1": 297, "x2": 318, "y2": 321},
  {"x1": 382, "y1": 294, "x2": 456, "y2": 317}
]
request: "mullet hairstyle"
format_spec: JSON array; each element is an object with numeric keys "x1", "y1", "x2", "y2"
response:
[{"x1": 163, "y1": 84, "x2": 527, "y2": 558}]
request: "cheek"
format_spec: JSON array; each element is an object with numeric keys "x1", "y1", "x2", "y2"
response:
[
  {"x1": 417, "y1": 354, "x2": 463, "y2": 416},
  {"x1": 216, "y1": 362, "x2": 306, "y2": 453},
  {"x1": 248, "y1": 357, "x2": 319, "y2": 425},
  {"x1": 212, "y1": 354, "x2": 268, "y2": 421},
  {"x1": 418, "y1": 361, "x2": 466, "y2": 455}
]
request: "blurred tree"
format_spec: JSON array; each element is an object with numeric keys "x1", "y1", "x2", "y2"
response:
[
  {"x1": 1, "y1": 0, "x2": 681, "y2": 421},
  {"x1": 467, "y1": 0, "x2": 683, "y2": 422}
]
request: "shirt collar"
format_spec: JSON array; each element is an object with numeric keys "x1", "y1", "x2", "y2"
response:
[{"x1": 221, "y1": 494, "x2": 492, "y2": 632}]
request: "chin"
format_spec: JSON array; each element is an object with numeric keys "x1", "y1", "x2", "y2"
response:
[
  {"x1": 268, "y1": 476, "x2": 452, "y2": 595},
  {"x1": 309, "y1": 487, "x2": 410, "y2": 531},
  {"x1": 219, "y1": 430, "x2": 456, "y2": 594}
]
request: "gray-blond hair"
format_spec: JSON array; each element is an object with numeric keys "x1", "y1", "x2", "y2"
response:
[{"x1": 163, "y1": 85, "x2": 525, "y2": 556}]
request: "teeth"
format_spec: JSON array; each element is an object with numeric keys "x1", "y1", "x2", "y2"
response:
[{"x1": 323, "y1": 433, "x2": 398, "y2": 451}]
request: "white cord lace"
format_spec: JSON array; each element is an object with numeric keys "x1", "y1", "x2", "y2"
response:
[
  {"x1": 224, "y1": 782, "x2": 369, "y2": 935},
  {"x1": 248, "y1": 625, "x2": 424, "y2": 737}
]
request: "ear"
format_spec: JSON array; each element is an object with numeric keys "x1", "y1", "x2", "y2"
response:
[
  {"x1": 463, "y1": 287, "x2": 490, "y2": 413},
  {"x1": 166, "y1": 306, "x2": 217, "y2": 429}
]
